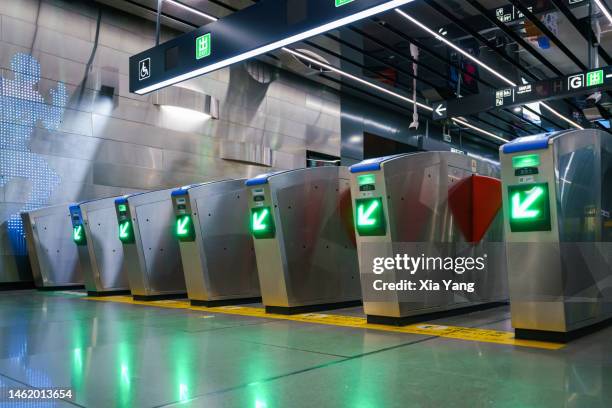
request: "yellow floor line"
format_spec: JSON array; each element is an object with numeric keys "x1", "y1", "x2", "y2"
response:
[{"x1": 84, "y1": 296, "x2": 563, "y2": 350}]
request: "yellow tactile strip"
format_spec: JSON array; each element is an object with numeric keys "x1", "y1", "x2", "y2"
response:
[{"x1": 83, "y1": 296, "x2": 563, "y2": 350}]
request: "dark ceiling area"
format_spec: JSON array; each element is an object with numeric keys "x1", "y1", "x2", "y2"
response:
[{"x1": 97, "y1": 0, "x2": 612, "y2": 149}]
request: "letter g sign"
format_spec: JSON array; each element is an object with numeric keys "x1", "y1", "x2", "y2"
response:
[{"x1": 568, "y1": 74, "x2": 584, "y2": 90}]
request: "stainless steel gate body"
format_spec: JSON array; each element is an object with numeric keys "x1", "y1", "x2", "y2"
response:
[
  {"x1": 117, "y1": 189, "x2": 186, "y2": 300},
  {"x1": 172, "y1": 180, "x2": 260, "y2": 306},
  {"x1": 350, "y1": 152, "x2": 507, "y2": 324},
  {"x1": 70, "y1": 197, "x2": 129, "y2": 296},
  {"x1": 500, "y1": 130, "x2": 612, "y2": 341},
  {"x1": 246, "y1": 166, "x2": 361, "y2": 314},
  {"x1": 21, "y1": 204, "x2": 83, "y2": 289}
]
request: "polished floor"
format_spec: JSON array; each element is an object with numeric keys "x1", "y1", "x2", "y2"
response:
[{"x1": 0, "y1": 291, "x2": 611, "y2": 407}]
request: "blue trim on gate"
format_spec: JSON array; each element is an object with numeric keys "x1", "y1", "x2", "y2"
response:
[{"x1": 502, "y1": 133, "x2": 554, "y2": 154}]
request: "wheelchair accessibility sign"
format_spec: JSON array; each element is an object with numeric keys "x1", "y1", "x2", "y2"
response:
[{"x1": 139, "y1": 58, "x2": 151, "y2": 81}]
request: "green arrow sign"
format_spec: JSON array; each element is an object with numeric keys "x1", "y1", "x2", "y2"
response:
[
  {"x1": 358, "y1": 199, "x2": 379, "y2": 225},
  {"x1": 355, "y1": 197, "x2": 386, "y2": 236},
  {"x1": 73, "y1": 225, "x2": 82, "y2": 241},
  {"x1": 118, "y1": 220, "x2": 135, "y2": 244},
  {"x1": 175, "y1": 215, "x2": 195, "y2": 242},
  {"x1": 251, "y1": 207, "x2": 275, "y2": 239},
  {"x1": 73, "y1": 225, "x2": 87, "y2": 246},
  {"x1": 508, "y1": 183, "x2": 551, "y2": 232},
  {"x1": 119, "y1": 223, "x2": 129, "y2": 237},
  {"x1": 177, "y1": 217, "x2": 189, "y2": 234},
  {"x1": 512, "y1": 186, "x2": 543, "y2": 219},
  {"x1": 253, "y1": 209, "x2": 269, "y2": 231}
]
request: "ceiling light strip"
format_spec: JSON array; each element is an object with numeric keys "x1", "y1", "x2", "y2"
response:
[
  {"x1": 594, "y1": 0, "x2": 612, "y2": 26},
  {"x1": 135, "y1": 0, "x2": 415, "y2": 94},
  {"x1": 539, "y1": 102, "x2": 584, "y2": 129},
  {"x1": 164, "y1": 0, "x2": 218, "y2": 22},
  {"x1": 452, "y1": 117, "x2": 509, "y2": 143}
]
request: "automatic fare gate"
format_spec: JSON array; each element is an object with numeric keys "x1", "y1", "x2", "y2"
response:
[
  {"x1": 21, "y1": 204, "x2": 83, "y2": 289},
  {"x1": 70, "y1": 197, "x2": 129, "y2": 296},
  {"x1": 246, "y1": 166, "x2": 361, "y2": 314},
  {"x1": 349, "y1": 152, "x2": 508, "y2": 325},
  {"x1": 500, "y1": 129, "x2": 612, "y2": 342},
  {"x1": 171, "y1": 180, "x2": 260, "y2": 306},
  {"x1": 115, "y1": 189, "x2": 186, "y2": 300}
]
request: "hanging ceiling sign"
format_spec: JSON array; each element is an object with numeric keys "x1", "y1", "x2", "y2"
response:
[
  {"x1": 129, "y1": 0, "x2": 415, "y2": 94},
  {"x1": 493, "y1": 4, "x2": 533, "y2": 23},
  {"x1": 440, "y1": 66, "x2": 612, "y2": 119},
  {"x1": 492, "y1": 0, "x2": 586, "y2": 24}
]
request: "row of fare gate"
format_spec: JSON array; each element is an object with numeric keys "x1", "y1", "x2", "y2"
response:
[{"x1": 17, "y1": 130, "x2": 612, "y2": 342}]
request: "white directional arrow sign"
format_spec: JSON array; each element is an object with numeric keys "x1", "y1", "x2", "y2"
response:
[
  {"x1": 252, "y1": 209, "x2": 269, "y2": 231},
  {"x1": 433, "y1": 102, "x2": 448, "y2": 120},
  {"x1": 512, "y1": 186, "x2": 544, "y2": 219},
  {"x1": 358, "y1": 200, "x2": 379, "y2": 226}
]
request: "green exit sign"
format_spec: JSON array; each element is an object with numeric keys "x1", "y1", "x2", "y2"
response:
[
  {"x1": 251, "y1": 207, "x2": 275, "y2": 239},
  {"x1": 118, "y1": 220, "x2": 135, "y2": 244},
  {"x1": 175, "y1": 215, "x2": 196, "y2": 242},
  {"x1": 587, "y1": 70, "x2": 604, "y2": 87},
  {"x1": 336, "y1": 0, "x2": 354, "y2": 6},
  {"x1": 508, "y1": 183, "x2": 551, "y2": 232},
  {"x1": 196, "y1": 33, "x2": 211, "y2": 60},
  {"x1": 355, "y1": 197, "x2": 386, "y2": 236},
  {"x1": 73, "y1": 225, "x2": 87, "y2": 246}
]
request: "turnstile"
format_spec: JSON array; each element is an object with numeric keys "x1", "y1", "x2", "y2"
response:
[
  {"x1": 500, "y1": 130, "x2": 612, "y2": 342},
  {"x1": 70, "y1": 198, "x2": 129, "y2": 296},
  {"x1": 349, "y1": 152, "x2": 507, "y2": 325},
  {"x1": 246, "y1": 166, "x2": 360, "y2": 314},
  {"x1": 171, "y1": 180, "x2": 260, "y2": 306},
  {"x1": 21, "y1": 205, "x2": 83, "y2": 289},
  {"x1": 116, "y1": 189, "x2": 186, "y2": 300}
]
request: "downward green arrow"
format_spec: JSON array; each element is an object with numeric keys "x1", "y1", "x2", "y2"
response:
[
  {"x1": 73, "y1": 225, "x2": 83, "y2": 241},
  {"x1": 252, "y1": 209, "x2": 269, "y2": 231},
  {"x1": 119, "y1": 222, "x2": 129, "y2": 239},
  {"x1": 358, "y1": 200, "x2": 379, "y2": 226},
  {"x1": 512, "y1": 186, "x2": 544, "y2": 219},
  {"x1": 177, "y1": 217, "x2": 190, "y2": 235}
]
